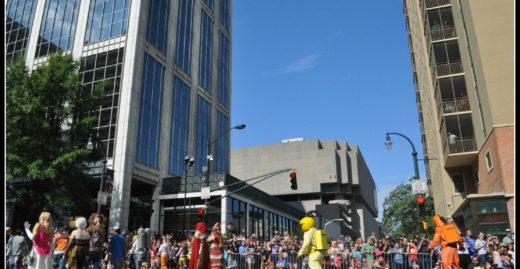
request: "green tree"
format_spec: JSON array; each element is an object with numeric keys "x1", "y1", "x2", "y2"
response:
[
  {"x1": 381, "y1": 183, "x2": 435, "y2": 238},
  {"x1": 6, "y1": 54, "x2": 103, "y2": 220}
]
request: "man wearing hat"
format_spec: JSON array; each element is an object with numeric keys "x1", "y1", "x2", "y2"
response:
[
  {"x1": 502, "y1": 229, "x2": 513, "y2": 245},
  {"x1": 109, "y1": 226, "x2": 125, "y2": 269}
]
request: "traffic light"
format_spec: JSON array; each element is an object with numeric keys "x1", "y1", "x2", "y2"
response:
[
  {"x1": 417, "y1": 194, "x2": 426, "y2": 216},
  {"x1": 290, "y1": 169, "x2": 297, "y2": 190}
]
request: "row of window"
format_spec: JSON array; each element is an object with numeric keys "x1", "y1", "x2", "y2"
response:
[
  {"x1": 135, "y1": 53, "x2": 165, "y2": 168},
  {"x1": 135, "y1": 54, "x2": 230, "y2": 175},
  {"x1": 6, "y1": 0, "x2": 37, "y2": 60},
  {"x1": 80, "y1": 48, "x2": 125, "y2": 159},
  {"x1": 227, "y1": 197, "x2": 298, "y2": 241}
]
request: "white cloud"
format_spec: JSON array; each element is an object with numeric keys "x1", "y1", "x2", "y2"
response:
[{"x1": 278, "y1": 53, "x2": 321, "y2": 73}]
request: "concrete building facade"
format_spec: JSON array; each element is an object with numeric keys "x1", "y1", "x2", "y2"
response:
[
  {"x1": 230, "y1": 139, "x2": 379, "y2": 240},
  {"x1": 402, "y1": 0, "x2": 514, "y2": 235},
  {"x1": 6, "y1": 0, "x2": 235, "y2": 231}
]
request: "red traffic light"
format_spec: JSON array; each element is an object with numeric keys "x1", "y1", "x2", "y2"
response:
[
  {"x1": 417, "y1": 195, "x2": 425, "y2": 204},
  {"x1": 290, "y1": 169, "x2": 297, "y2": 190}
]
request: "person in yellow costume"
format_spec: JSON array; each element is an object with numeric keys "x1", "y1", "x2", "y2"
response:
[
  {"x1": 297, "y1": 216, "x2": 323, "y2": 269},
  {"x1": 428, "y1": 215, "x2": 462, "y2": 269}
]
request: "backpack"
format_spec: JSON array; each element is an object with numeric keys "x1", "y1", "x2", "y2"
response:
[
  {"x1": 441, "y1": 223, "x2": 460, "y2": 244},
  {"x1": 312, "y1": 229, "x2": 329, "y2": 251}
]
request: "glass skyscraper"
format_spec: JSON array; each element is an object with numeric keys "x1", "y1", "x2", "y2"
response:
[{"x1": 6, "y1": 0, "x2": 233, "y2": 231}]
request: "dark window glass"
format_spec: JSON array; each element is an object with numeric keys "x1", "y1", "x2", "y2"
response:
[
  {"x1": 219, "y1": 0, "x2": 230, "y2": 31},
  {"x1": 174, "y1": 0, "x2": 193, "y2": 74},
  {"x1": 146, "y1": 0, "x2": 169, "y2": 54},
  {"x1": 135, "y1": 53, "x2": 165, "y2": 168},
  {"x1": 169, "y1": 77, "x2": 191, "y2": 176},
  {"x1": 195, "y1": 95, "x2": 211, "y2": 175},
  {"x1": 216, "y1": 111, "x2": 229, "y2": 173},
  {"x1": 218, "y1": 32, "x2": 230, "y2": 107},
  {"x1": 198, "y1": 10, "x2": 213, "y2": 93},
  {"x1": 452, "y1": 174, "x2": 465, "y2": 193}
]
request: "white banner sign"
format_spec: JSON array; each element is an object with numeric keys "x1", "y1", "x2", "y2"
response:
[
  {"x1": 411, "y1": 180, "x2": 428, "y2": 194},
  {"x1": 201, "y1": 187, "x2": 211, "y2": 199}
]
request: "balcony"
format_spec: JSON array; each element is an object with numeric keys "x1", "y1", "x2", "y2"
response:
[
  {"x1": 426, "y1": 0, "x2": 450, "y2": 9},
  {"x1": 442, "y1": 136, "x2": 478, "y2": 168},
  {"x1": 436, "y1": 62, "x2": 464, "y2": 77},
  {"x1": 442, "y1": 98, "x2": 471, "y2": 114},
  {"x1": 431, "y1": 27, "x2": 457, "y2": 41}
]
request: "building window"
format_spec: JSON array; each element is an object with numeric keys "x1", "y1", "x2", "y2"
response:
[
  {"x1": 198, "y1": 10, "x2": 213, "y2": 93},
  {"x1": 475, "y1": 199, "x2": 509, "y2": 235},
  {"x1": 215, "y1": 111, "x2": 229, "y2": 173},
  {"x1": 195, "y1": 95, "x2": 211, "y2": 175},
  {"x1": 228, "y1": 198, "x2": 246, "y2": 235},
  {"x1": 485, "y1": 150, "x2": 493, "y2": 172},
  {"x1": 80, "y1": 48, "x2": 125, "y2": 158},
  {"x1": 84, "y1": 0, "x2": 131, "y2": 44},
  {"x1": 6, "y1": 0, "x2": 38, "y2": 61},
  {"x1": 219, "y1": 0, "x2": 230, "y2": 31},
  {"x1": 35, "y1": 0, "x2": 80, "y2": 58},
  {"x1": 146, "y1": 0, "x2": 169, "y2": 54},
  {"x1": 169, "y1": 76, "x2": 191, "y2": 176},
  {"x1": 135, "y1": 53, "x2": 165, "y2": 168},
  {"x1": 452, "y1": 174, "x2": 465, "y2": 194},
  {"x1": 218, "y1": 32, "x2": 230, "y2": 107},
  {"x1": 174, "y1": 0, "x2": 194, "y2": 75}
]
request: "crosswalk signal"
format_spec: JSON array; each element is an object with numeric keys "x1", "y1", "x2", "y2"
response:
[
  {"x1": 290, "y1": 169, "x2": 297, "y2": 190},
  {"x1": 417, "y1": 195, "x2": 426, "y2": 216},
  {"x1": 422, "y1": 219, "x2": 428, "y2": 231}
]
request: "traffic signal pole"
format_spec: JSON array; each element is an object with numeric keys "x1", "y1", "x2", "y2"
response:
[{"x1": 205, "y1": 168, "x2": 293, "y2": 205}]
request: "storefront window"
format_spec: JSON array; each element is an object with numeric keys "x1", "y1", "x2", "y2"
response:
[{"x1": 476, "y1": 199, "x2": 508, "y2": 236}]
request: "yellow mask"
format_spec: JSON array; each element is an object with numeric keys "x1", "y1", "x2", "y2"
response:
[{"x1": 299, "y1": 217, "x2": 315, "y2": 232}]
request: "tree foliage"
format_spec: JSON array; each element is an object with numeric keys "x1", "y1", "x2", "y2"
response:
[
  {"x1": 381, "y1": 183, "x2": 435, "y2": 238},
  {"x1": 6, "y1": 54, "x2": 103, "y2": 218}
]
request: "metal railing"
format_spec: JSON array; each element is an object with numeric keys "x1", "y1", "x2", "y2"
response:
[
  {"x1": 441, "y1": 98, "x2": 471, "y2": 114},
  {"x1": 223, "y1": 252, "x2": 434, "y2": 269},
  {"x1": 425, "y1": 0, "x2": 450, "y2": 9},
  {"x1": 444, "y1": 137, "x2": 478, "y2": 155},
  {"x1": 430, "y1": 27, "x2": 457, "y2": 41},
  {"x1": 436, "y1": 62, "x2": 464, "y2": 77}
]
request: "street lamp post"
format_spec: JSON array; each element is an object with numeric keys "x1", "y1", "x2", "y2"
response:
[
  {"x1": 87, "y1": 134, "x2": 108, "y2": 215},
  {"x1": 204, "y1": 124, "x2": 246, "y2": 216},
  {"x1": 183, "y1": 155, "x2": 194, "y2": 238},
  {"x1": 385, "y1": 132, "x2": 420, "y2": 180}
]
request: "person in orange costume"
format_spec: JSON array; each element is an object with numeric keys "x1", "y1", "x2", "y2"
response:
[{"x1": 428, "y1": 215, "x2": 462, "y2": 269}]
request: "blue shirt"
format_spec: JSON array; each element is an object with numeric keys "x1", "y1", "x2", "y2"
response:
[
  {"x1": 109, "y1": 234, "x2": 125, "y2": 260},
  {"x1": 390, "y1": 247, "x2": 404, "y2": 264},
  {"x1": 239, "y1": 245, "x2": 248, "y2": 254}
]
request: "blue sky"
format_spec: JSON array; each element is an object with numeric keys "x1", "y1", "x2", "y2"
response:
[{"x1": 230, "y1": 1, "x2": 424, "y2": 220}]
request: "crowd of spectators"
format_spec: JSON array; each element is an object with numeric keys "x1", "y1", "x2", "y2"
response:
[{"x1": 6, "y1": 218, "x2": 515, "y2": 269}]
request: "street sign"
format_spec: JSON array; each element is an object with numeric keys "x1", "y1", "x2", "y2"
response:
[
  {"x1": 411, "y1": 180, "x2": 428, "y2": 194},
  {"x1": 97, "y1": 192, "x2": 108, "y2": 205},
  {"x1": 201, "y1": 187, "x2": 211, "y2": 199}
]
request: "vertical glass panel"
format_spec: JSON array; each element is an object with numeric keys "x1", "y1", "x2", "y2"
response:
[
  {"x1": 135, "y1": 53, "x2": 164, "y2": 167},
  {"x1": 174, "y1": 0, "x2": 193, "y2": 74}
]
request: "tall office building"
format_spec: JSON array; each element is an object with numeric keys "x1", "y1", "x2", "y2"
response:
[
  {"x1": 6, "y1": 0, "x2": 234, "y2": 231},
  {"x1": 403, "y1": 0, "x2": 514, "y2": 233}
]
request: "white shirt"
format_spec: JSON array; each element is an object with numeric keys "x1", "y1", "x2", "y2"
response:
[
  {"x1": 158, "y1": 243, "x2": 172, "y2": 256},
  {"x1": 475, "y1": 239, "x2": 486, "y2": 255}
]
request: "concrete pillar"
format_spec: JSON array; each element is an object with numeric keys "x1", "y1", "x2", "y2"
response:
[{"x1": 109, "y1": 0, "x2": 146, "y2": 231}]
